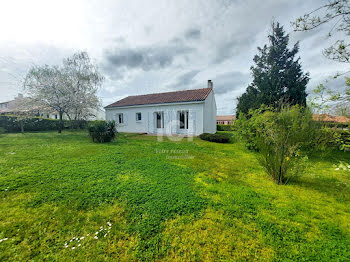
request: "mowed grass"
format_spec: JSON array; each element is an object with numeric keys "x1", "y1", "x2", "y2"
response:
[{"x1": 0, "y1": 131, "x2": 349, "y2": 261}]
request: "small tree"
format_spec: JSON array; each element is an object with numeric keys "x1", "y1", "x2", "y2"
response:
[
  {"x1": 237, "y1": 106, "x2": 319, "y2": 184},
  {"x1": 23, "y1": 52, "x2": 104, "y2": 132},
  {"x1": 62, "y1": 52, "x2": 104, "y2": 122},
  {"x1": 24, "y1": 65, "x2": 69, "y2": 133}
]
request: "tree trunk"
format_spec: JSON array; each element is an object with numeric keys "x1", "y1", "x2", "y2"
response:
[
  {"x1": 20, "y1": 120, "x2": 24, "y2": 134},
  {"x1": 58, "y1": 111, "x2": 63, "y2": 133}
]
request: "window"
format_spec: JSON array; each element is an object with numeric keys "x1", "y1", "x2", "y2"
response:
[
  {"x1": 117, "y1": 113, "x2": 123, "y2": 124},
  {"x1": 136, "y1": 112, "x2": 142, "y2": 121},
  {"x1": 156, "y1": 112, "x2": 164, "y2": 128},
  {"x1": 179, "y1": 110, "x2": 189, "y2": 129},
  {"x1": 47, "y1": 114, "x2": 50, "y2": 118}
]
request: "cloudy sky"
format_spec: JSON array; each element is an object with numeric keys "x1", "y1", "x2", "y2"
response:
[{"x1": 0, "y1": 0, "x2": 345, "y2": 114}]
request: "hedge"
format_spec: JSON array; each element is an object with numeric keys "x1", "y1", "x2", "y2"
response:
[
  {"x1": 0, "y1": 115, "x2": 88, "y2": 133},
  {"x1": 217, "y1": 124, "x2": 234, "y2": 131},
  {"x1": 199, "y1": 133, "x2": 231, "y2": 143}
]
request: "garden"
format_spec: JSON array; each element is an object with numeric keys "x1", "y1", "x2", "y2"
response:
[{"x1": 0, "y1": 127, "x2": 349, "y2": 261}]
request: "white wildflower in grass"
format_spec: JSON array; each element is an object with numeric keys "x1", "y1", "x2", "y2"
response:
[
  {"x1": 94, "y1": 236, "x2": 98, "y2": 239},
  {"x1": 72, "y1": 247, "x2": 75, "y2": 250},
  {"x1": 80, "y1": 237, "x2": 84, "y2": 240},
  {"x1": 95, "y1": 232, "x2": 99, "y2": 235},
  {"x1": 70, "y1": 239, "x2": 72, "y2": 242},
  {"x1": 335, "y1": 168, "x2": 340, "y2": 170},
  {"x1": 78, "y1": 244, "x2": 81, "y2": 247},
  {"x1": 104, "y1": 234, "x2": 107, "y2": 238},
  {"x1": 86, "y1": 234, "x2": 89, "y2": 236}
]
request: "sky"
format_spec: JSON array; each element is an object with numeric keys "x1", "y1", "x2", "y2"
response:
[{"x1": 0, "y1": 0, "x2": 346, "y2": 114}]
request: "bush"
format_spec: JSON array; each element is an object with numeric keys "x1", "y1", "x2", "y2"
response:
[
  {"x1": 217, "y1": 124, "x2": 234, "y2": 131},
  {"x1": 236, "y1": 106, "x2": 320, "y2": 184},
  {"x1": 199, "y1": 133, "x2": 231, "y2": 143},
  {"x1": 88, "y1": 121, "x2": 116, "y2": 143},
  {"x1": 329, "y1": 129, "x2": 350, "y2": 151}
]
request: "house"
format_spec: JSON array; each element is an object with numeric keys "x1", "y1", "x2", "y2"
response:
[
  {"x1": 0, "y1": 93, "x2": 105, "y2": 120},
  {"x1": 216, "y1": 115, "x2": 236, "y2": 125},
  {"x1": 0, "y1": 93, "x2": 25, "y2": 113},
  {"x1": 105, "y1": 80, "x2": 217, "y2": 136},
  {"x1": 313, "y1": 114, "x2": 350, "y2": 124}
]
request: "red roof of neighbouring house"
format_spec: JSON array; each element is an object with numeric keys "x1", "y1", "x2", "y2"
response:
[
  {"x1": 105, "y1": 87, "x2": 213, "y2": 108},
  {"x1": 216, "y1": 115, "x2": 236, "y2": 121},
  {"x1": 313, "y1": 114, "x2": 350, "y2": 123}
]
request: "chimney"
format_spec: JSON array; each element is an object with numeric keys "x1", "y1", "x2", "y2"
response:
[{"x1": 208, "y1": 80, "x2": 213, "y2": 89}]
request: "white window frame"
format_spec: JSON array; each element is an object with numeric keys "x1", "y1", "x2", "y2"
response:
[
  {"x1": 155, "y1": 111, "x2": 164, "y2": 129},
  {"x1": 178, "y1": 110, "x2": 189, "y2": 129},
  {"x1": 136, "y1": 112, "x2": 142, "y2": 122}
]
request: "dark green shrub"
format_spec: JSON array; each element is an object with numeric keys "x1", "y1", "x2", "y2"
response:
[
  {"x1": 199, "y1": 133, "x2": 230, "y2": 143},
  {"x1": 0, "y1": 115, "x2": 89, "y2": 133},
  {"x1": 0, "y1": 115, "x2": 59, "y2": 132},
  {"x1": 88, "y1": 121, "x2": 116, "y2": 143},
  {"x1": 217, "y1": 124, "x2": 234, "y2": 131}
]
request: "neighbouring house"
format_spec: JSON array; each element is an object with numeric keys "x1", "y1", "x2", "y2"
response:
[
  {"x1": 105, "y1": 80, "x2": 217, "y2": 136},
  {"x1": 0, "y1": 93, "x2": 105, "y2": 120},
  {"x1": 216, "y1": 115, "x2": 236, "y2": 125},
  {"x1": 313, "y1": 114, "x2": 350, "y2": 124}
]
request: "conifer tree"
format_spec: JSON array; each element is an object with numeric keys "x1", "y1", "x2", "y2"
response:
[{"x1": 236, "y1": 22, "x2": 309, "y2": 116}]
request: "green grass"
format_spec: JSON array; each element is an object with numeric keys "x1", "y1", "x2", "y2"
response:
[{"x1": 0, "y1": 131, "x2": 349, "y2": 261}]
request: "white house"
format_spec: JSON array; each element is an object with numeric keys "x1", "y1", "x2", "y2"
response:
[{"x1": 105, "y1": 80, "x2": 217, "y2": 136}]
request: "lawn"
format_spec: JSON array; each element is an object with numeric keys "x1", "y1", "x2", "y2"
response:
[{"x1": 0, "y1": 131, "x2": 349, "y2": 261}]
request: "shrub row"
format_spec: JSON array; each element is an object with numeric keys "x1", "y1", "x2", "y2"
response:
[
  {"x1": 320, "y1": 121, "x2": 349, "y2": 129},
  {"x1": 199, "y1": 133, "x2": 231, "y2": 143},
  {"x1": 217, "y1": 124, "x2": 235, "y2": 131},
  {"x1": 0, "y1": 115, "x2": 88, "y2": 133}
]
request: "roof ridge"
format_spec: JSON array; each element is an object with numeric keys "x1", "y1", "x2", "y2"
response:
[
  {"x1": 125, "y1": 87, "x2": 212, "y2": 98},
  {"x1": 105, "y1": 87, "x2": 212, "y2": 108}
]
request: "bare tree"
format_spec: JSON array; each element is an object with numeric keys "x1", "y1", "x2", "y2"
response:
[
  {"x1": 293, "y1": 0, "x2": 350, "y2": 66},
  {"x1": 293, "y1": 1, "x2": 350, "y2": 115},
  {"x1": 24, "y1": 65, "x2": 70, "y2": 133},
  {"x1": 62, "y1": 52, "x2": 104, "y2": 122},
  {"x1": 23, "y1": 52, "x2": 104, "y2": 132}
]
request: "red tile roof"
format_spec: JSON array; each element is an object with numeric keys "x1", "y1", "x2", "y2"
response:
[
  {"x1": 105, "y1": 87, "x2": 213, "y2": 108},
  {"x1": 313, "y1": 114, "x2": 350, "y2": 123}
]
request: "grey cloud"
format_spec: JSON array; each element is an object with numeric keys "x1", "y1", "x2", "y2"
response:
[
  {"x1": 102, "y1": 42, "x2": 195, "y2": 79},
  {"x1": 212, "y1": 71, "x2": 251, "y2": 95},
  {"x1": 184, "y1": 28, "x2": 201, "y2": 39},
  {"x1": 168, "y1": 69, "x2": 200, "y2": 89}
]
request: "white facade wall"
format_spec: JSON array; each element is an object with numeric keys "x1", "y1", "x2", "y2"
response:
[
  {"x1": 105, "y1": 101, "x2": 206, "y2": 136},
  {"x1": 203, "y1": 91, "x2": 217, "y2": 134}
]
